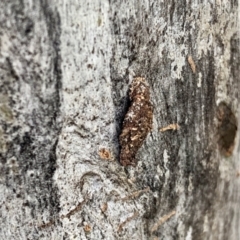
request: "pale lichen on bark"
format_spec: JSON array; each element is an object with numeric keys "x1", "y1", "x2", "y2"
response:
[{"x1": 0, "y1": 0, "x2": 239, "y2": 240}]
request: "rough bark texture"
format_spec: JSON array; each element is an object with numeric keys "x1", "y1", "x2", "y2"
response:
[{"x1": 0, "y1": 0, "x2": 239, "y2": 239}]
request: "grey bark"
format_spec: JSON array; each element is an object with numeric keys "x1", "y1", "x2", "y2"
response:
[{"x1": 0, "y1": 0, "x2": 239, "y2": 239}]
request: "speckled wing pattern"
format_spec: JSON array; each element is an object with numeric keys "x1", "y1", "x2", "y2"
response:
[{"x1": 119, "y1": 77, "x2": 153, "y2": 167}]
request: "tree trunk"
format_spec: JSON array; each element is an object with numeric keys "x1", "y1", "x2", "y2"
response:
[{"x1": 0, "y1": 0, "x2": 239, "y2": 239}]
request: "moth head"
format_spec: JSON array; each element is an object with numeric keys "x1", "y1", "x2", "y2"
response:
[{"x1": 130, "y1": 77, "x2": 150, "y2": 101}]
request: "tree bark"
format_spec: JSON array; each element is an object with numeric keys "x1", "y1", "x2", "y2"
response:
[{"x1": 0, "y1": 0, "x2": 239, "y2": 239}]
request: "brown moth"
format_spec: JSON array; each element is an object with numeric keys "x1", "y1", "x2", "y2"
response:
[{"x1": 119, "y1": 77, "x2": 153, "y2": 167}]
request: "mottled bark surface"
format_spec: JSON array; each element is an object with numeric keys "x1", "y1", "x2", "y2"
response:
[{"x1": 0, "y1": 0, "x2": 239, "y2": 239}]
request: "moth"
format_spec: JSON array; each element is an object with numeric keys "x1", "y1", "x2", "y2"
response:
[{"x1": 119, "y1": 77, "x2": 153, "y2": 167}]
